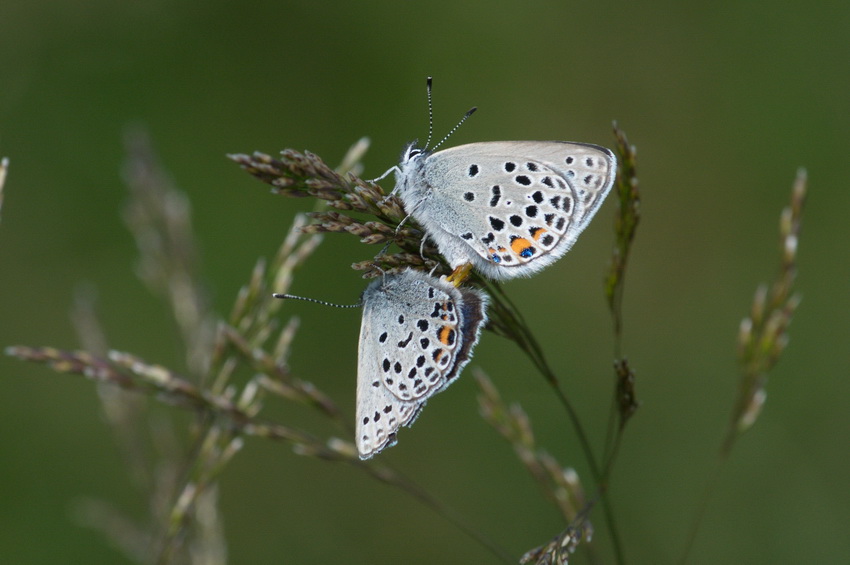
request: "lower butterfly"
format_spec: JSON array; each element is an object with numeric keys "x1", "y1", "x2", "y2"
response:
[
  {"x1": 356, "y1": 269, "x2": 488, "y2": 458},
  {"x1": 274, "y1": 268, "x2": 488, "y2": 459}
]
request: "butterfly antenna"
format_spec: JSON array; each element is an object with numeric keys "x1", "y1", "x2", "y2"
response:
[
  {"x1": 431, "y1": 106, "x2": 477, "y2": 152},
  {"x1": 423, "y1": 76, "x2": 435, "y2": 151},
  {"x1": 273, "y1": 294, "x2": 361, "y2": 308}
]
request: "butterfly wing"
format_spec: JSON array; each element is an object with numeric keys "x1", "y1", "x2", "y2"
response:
[
  {"x1": 406, "y1": 141, "x2": 616, "y2": 280},
  {"x1": 356, "y1": 270, "x2": 487, "y2": 459}
]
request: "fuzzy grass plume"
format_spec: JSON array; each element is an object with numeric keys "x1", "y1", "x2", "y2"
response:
[
  {"x1": 228, "y1": 142, "x2": 444, "y2": 278},
  {"x1": 679, "y1": 168, "x2": 807, "y2": 564},
  {"x1": 726, "y1": 169, "x2": 806, "y2": 450},
  {"x1": 0, "y1": 157, "x2": 8, "y2": 223}
]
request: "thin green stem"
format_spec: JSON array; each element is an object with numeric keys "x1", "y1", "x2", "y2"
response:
[
  {"x1": 360, "y1": 461, "x2": 516, "y2": 564},
  {"x1": 484, "y1": 281, "x2": 626, "y2": 565},
  {"x1": 678, "y1": 456, "x2": 725, "y2": 565}
]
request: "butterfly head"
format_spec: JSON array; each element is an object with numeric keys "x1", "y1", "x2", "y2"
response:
[{"x1": 400, "y1": 141, "x2": 429, "y2": 166}]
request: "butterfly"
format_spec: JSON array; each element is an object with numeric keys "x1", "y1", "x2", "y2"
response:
[
  {"x1": 356, "y1": 268, "x2": 487, "y2": 459},
  {"x1": 379, "y1": 80, "x2": 617, "y2": 281}
]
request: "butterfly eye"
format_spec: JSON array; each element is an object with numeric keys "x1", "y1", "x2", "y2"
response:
[{"x1": 399, "y1": 142, "x2": 424, "y2": 163}]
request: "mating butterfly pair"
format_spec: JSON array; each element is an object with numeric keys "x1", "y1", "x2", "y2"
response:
[{"x1": 286, "y1": 79, "x2": 616, "y2": 458}]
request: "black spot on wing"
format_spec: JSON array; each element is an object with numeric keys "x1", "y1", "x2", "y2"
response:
[{"x1": 489, "y1": 185, "x2": 501, "y2": 207}]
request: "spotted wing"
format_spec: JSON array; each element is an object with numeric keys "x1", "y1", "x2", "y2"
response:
[
  {"x1": 355, "y1": 270, "x2": 487, "y2": 459},
  {"x1": 423, "y1": 141, "x2": 616, "y2": 276}
]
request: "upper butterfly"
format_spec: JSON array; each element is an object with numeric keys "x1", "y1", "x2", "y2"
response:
[{"x1": 379, "y1": 81, "x2": 617, "y2": 281}]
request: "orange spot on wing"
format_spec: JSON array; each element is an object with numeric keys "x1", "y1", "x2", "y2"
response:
[
  {"x1": 511, "y1": 237, "x2": 532, "y2": 254},
  {"x1": 438, "y1": 326, "x2": 452, "y2": 345},
  {"x1": 530, "y1": 227, "x2": 547, "y2": 241}
]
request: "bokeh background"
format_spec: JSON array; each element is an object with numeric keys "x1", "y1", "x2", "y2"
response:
[{"x1": 2, "y1": 1, "x2": 848, "y2": 563}]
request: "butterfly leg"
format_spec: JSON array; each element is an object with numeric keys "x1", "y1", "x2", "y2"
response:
[
  {"x1": 373, "y1": 205, "x2": 416, "y2": 260},
  {"x1": 368, "y1": 166, "x2": 402, "y2": 206},
  {"x1": 375, "y1": 240, "x2": 393, "y2": 259},
  {"x1": 383, "y1": 196, "x2": 428, "y2": 258},
  {"x1": 366, "y1": 165, "x2": 399, "y2": 184}
]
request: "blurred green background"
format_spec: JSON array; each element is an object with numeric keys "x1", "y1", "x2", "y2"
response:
[{"x1": 2, "y1": 0, "x2": 848, "y2": 563}]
